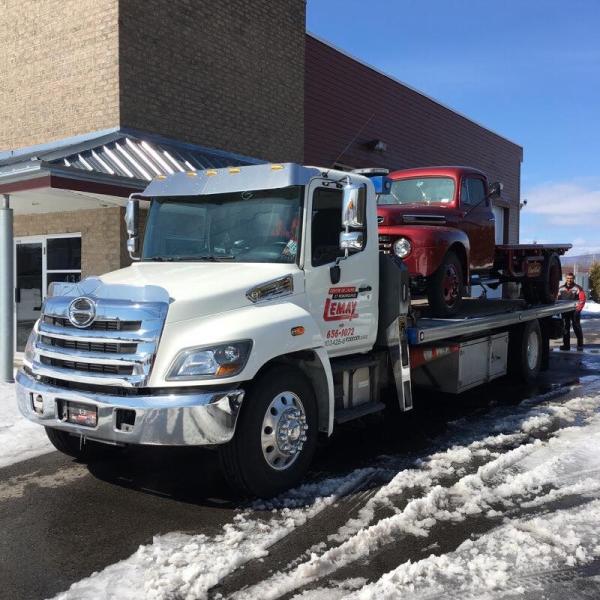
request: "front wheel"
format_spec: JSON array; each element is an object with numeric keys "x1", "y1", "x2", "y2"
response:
[
  {"x1": 219, "y1": 366, "x2": 318, "y2": 498},
  {"x1": 427, "y1": 251, "x2": 465, "y2": 317}
]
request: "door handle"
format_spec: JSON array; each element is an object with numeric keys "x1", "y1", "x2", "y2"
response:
[{"x1": 359, "y1": 285, "x2": 372, "y2": 293}]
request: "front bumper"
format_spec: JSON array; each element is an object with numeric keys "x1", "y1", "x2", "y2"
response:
[{"x1": 15, "y1": 369, "x2": 245, "y2": 446}]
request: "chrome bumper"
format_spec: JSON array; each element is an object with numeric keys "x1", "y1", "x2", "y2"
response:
[{"x1": 15, "y1": 370, "x2": 245, "y2": 446}]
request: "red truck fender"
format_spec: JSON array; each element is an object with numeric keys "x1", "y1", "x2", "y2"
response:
[{"x1": 379, "y1": 224, "x2": 470, "y2": 282}]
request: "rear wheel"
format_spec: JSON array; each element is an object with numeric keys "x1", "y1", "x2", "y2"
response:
[
  {"x1": 219, "y1": 366, "x2": 318, "y2": 498},
  {"x1": 509, "y1": 319, "x2": 543, "y2": 383},
  {"x1": 427, "y1": 251, "x2": 465, "y2": 317},
  {"x1": 521, "y1": 253, "x2": 561, "y2": 305},
  {"x1": 45, "y1": 427, "x2": 123, "y2": 461}
]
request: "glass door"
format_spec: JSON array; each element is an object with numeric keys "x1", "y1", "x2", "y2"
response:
[
  {"x1": 14, "y1": 234, "x2": 82, "y2": 353},
  {"x1": 15, "y1": 241, "x2": 43, "y2": 352}
]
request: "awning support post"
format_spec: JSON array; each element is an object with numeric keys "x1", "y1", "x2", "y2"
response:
[{"x1": 0, "y1": 194, "x2": 14, "y2": 383}]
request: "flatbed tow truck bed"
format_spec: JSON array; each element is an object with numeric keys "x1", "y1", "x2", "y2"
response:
[{"x1": 408, "y1": 299, "x2": 577, "y2": 345}]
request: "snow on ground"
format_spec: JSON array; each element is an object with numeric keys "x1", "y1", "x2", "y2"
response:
[
  {"x1": 582, "y1": 301, "x2": 600, "y2": 317},
  {"x1": 52, "y1": 376, "x2": 600, "y2": 600},
  {"x1": 0, "y1": 380, "x2": 53, "y2": 468}
]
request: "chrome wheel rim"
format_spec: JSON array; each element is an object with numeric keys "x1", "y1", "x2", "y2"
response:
[
  {"x1": 442, "y1": 263, "x2": 460, "y2": 306},
  {"x1": 261, "y1": 392, "x2": 308, "y2": 471},
  {"x1": 527, "y1": 330, "x2": 540, "y2": 370}
]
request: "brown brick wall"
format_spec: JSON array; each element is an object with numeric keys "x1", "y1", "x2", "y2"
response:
[
  {"x1": 118, "y1": 0, "x2": 306, "y2": 162},
  {"x1": 14, "y1": 207, "x2": 124, "y2": 276},
  {"x1": 0, "y1": 0, "x2": 120, "y2": 151},
  {"x1": 304, "y1": 36, "x2": 523, "y2": 243}
]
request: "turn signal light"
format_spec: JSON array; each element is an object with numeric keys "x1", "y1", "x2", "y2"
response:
[{"x1": 291, "y1": 326, "x2": 305, "y2": 336}]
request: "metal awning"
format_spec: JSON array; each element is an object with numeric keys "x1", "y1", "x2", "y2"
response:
[{"x1": 0, "y1": 127, "x2": 263, "y2": 188}]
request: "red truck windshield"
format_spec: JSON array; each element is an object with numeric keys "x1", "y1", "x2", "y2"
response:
[
  {"x1": 378, "y1": 177, "x2": 455, "y2": 206},
  {"x1": 142, "y1": 185, "x2": 303, "y2": 263}
]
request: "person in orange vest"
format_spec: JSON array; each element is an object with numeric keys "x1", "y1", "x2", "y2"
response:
[{"x1": 557, "y1": 272, "x2": 586, "y2": 351}]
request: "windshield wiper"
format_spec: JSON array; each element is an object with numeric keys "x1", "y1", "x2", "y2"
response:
[{"x1": 145, "y1": 255, "x2": 235, "y2": 262}]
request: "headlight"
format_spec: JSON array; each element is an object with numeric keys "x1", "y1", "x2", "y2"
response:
[
  {"x1": 23, "y1": 329, "x2": 37, "y2": 366},
  {"x1": 393, "y1": 237, "x2": 412, "y2": 258},
  {"x1": 167, "y1": 340, "x2": 252, "y2": 380}
]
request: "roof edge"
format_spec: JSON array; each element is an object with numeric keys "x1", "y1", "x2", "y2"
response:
[{"x1": 306, "y1": 32, "x2": 523, "y2": 152}]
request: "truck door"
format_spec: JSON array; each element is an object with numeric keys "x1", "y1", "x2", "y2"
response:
[
  {"x1": 459, "y1": 176, "x2": 496, "y2": 271},
  {"x1": 303, "y1": 180, "x2": 378, "y2": 356}
]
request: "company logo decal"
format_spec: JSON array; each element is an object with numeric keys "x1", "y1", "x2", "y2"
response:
[
  {"x1": 323, "y1": 287, "x2": 358, "y2": 322},
  {"x1": 68, "y1": 297, "x2": 96, "y2": 328}
]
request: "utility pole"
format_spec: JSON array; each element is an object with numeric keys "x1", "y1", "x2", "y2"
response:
[{"x1": 0, "y1": 194, "x2": 14, "y2": 383}]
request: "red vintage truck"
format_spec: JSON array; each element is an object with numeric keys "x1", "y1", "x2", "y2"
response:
[{"x1": 358, "y1": 166, "x2": 571, "y2": 316}]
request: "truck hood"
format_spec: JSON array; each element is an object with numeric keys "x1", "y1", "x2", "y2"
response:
[
  {"x1": 99, "y1": 262, "x2": 303, "y2": 323},
  {"x1": 377, "y1": 204, "x2": 453, "y2": 226}
]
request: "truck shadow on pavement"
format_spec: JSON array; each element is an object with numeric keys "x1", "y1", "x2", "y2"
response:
[{"x1": 85, "y1": 352, "x2": 594, "y2": 508}]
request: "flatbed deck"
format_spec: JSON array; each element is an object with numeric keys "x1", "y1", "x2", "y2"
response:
[{"x1": 408, "y1": 299, "x2": 577, "y2": 345}]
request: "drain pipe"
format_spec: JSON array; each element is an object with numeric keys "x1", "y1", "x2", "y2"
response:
[{"x1": 0, "y1": 194, "x2": 14, "y2": 383}]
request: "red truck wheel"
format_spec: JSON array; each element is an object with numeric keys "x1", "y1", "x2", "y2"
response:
[
  {"x1": 427, "y1": 251, "x2": 464, "y2": 317},
  {"x1": 522, "y1": 253, "x2": 561, "y2": 305}
]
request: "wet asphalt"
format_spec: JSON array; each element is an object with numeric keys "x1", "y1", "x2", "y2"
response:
[{"x1": 1, "y1": 316, "x2": 599, "y2": 600}]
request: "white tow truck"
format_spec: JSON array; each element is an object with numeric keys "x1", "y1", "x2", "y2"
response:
[{"x1": 16, "y1": 163, "x2": 576, "y2": 497}]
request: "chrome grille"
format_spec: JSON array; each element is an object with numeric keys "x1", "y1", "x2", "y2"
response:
[
  {"x1": 29, "y1": 294, "x2": 168, "y2": 388},
  {"x1": 40, "y1": 356, "x2": 134, "y2": 376},
  {"x1": 39, "y1": 335, "x2": 136, "y2": 354},
  {"x1": 379, "y1": 234, "x2": 393, "y2": 255},
  {"x1": 43, "y1": 315, "x2": 141, "y2": 331}
]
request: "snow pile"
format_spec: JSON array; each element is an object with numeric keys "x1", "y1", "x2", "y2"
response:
[
  {"x1": 582, "y1": 300, "x2": 600, "y2": 316},
  {"x1": 0, "y1": 380, "x2": 53, "y2": 468},
  {"x1": 53, "y1": 469, "x2": 376, "y2": 600},
  {"x1": 233, "y1": 386, "x2": 600, "y2": 599},
  {"x1": 341, "y1": 500, "x2": 600, "y2": 599},
  {"x1": 51, "y1": 378, "x2": 600, "y2": 600}
]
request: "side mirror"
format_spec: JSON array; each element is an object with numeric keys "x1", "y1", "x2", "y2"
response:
[
  {"x1": 488, "y1": 181, "x2": 503, "y2": 199},
  {"x1": 125, "y1": 198, "x2": 139, "y2": 237},
  {"x1": 340, "y1": 231, "x2": 364, "y2": 253},
  {"x1": 342, "y1": 185, "x2": 366, "y2": 229},
  {"x1": 125, "y1": 198, "x2": 140, "y2": 260}
]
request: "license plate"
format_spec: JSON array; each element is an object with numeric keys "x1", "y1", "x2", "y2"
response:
[{"x1": 65, "y1": 401, "x2": 97, "y2": 427}]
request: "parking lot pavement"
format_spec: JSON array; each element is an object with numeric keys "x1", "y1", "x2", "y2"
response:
[{"x1": 1, "y1": 347, "x2": 599, "y2": 600}]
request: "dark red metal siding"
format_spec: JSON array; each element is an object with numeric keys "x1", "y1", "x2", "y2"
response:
[{"x1": 304, "y1": 35, "x2": 523, "y2": 242}]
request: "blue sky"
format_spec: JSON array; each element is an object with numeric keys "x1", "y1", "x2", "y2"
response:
[{"x1": 307, "y1": 0, "x2": 600, "y2": 256}]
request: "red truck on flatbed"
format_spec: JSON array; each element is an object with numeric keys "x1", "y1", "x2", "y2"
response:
[{"x1": 359, "y1": 166, "x2": 571, "y2": 316}]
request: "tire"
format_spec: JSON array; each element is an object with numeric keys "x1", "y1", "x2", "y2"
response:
[
  {"x1": 427, "y1": 251, "x2": 465, "y2": 317},
  {"x1": 539, "y1": 253, "x2": 561, "y2": 304},
  {"x1": 219, "y1": 366, "x2": 318, "y2": 498},
  {"x1": 521, "y1": 253, "x2": 561, "y2": 305},
  {"x1": 509, "y1": 319, "x2": 543, "y2": 383},
  {"x1": 45, "y1": 427, "x2": 123, "y2": 461}
]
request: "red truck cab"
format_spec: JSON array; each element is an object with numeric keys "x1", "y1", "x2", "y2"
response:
[{"x1": 369, "y1": 165, "x2": 570, "y2": 316}]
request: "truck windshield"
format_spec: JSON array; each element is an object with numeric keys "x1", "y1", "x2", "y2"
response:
[
  {"x1": 142, "y1": 186, "x2": 303, "y2": 263},
  {"x1": 378, "y1": 177, "x2": 455, "y2": 205}
]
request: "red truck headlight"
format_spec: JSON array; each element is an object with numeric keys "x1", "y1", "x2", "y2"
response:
[{"x1": 393, "y1": 237, "x2": 412, "y2": 258}]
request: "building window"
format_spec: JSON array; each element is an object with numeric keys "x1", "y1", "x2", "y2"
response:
[{"x1": 46, "y1": 236, "x2": 82, "y2": 286}]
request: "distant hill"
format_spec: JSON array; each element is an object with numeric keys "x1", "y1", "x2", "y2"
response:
[{"x1": 562, "y1": 253, "x2": 600, "y2": 272}]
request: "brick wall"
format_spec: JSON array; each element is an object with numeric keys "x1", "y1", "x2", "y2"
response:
[
  {"x1": 118, "y1": 0, "x2": 306, "y2": 162},
  {"x1": 14, "y1": 207, "x2": 123, "y2": 276},
  {"x1": 304, "y1": 36, "x2": 523, "y2": 243},
  {"x1": 0, "y1": 0, "x2": 120, "y2": 151}
]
